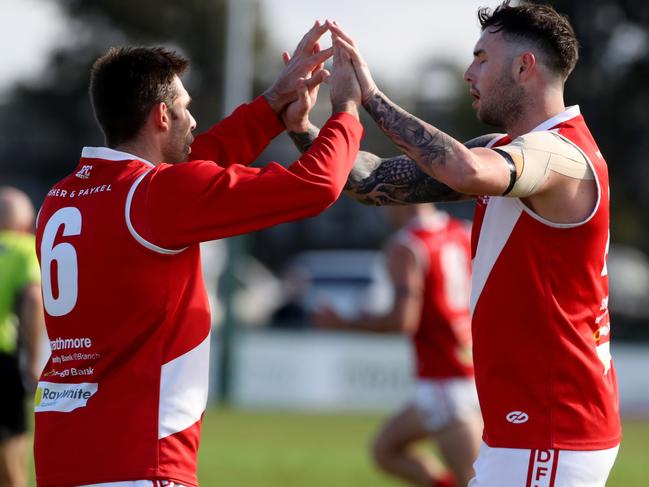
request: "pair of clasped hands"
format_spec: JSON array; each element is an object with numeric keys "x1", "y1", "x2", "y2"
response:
[{"x1": 263, "y1": 20, "x2": 378, "y2": 133}]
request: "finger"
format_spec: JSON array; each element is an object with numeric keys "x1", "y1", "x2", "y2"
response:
[
  {"x1": 296, "y1": 20, "x2": 328, "y2": 55},
  {"x1": 327, "y1": 21, "x2": 356, "y2": 47},
  {"x1": 304, "y1": 69, "x2": 330, "y2": 90},
  {"x1": 311, "y1": 42, "x2": 325, "y2": 75},
  {"x1": 308, "y1": 46, "x2": 334, "y2": 67},
  {"x1": 332, "y1": 40, "x2": 342, "y2": 70},
  {"x1": 334, "y1": 36, "x2": 361, "y2": 66},
  {"x1": 282, "y1": 51, "x2": 291, "y2": 66}
]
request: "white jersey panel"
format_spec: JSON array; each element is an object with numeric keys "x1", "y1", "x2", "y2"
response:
[
  {"x1": 470, "y1": 197, "x2": 522, "y2": 315},
  {"x1": 158, "y1": 333, "x2": 211, "y2": 439}
]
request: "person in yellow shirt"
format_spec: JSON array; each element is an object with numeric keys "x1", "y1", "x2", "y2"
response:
[{"x1": 0, "y1": 187, "x2": 44, "y2": 487}]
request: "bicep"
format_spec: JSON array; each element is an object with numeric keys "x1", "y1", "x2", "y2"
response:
[{"x1": 457, "y1": 147, "x2": 515, "y2": 196}]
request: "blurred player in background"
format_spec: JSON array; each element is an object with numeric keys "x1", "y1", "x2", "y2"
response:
[
  {"x1": 33, "y1": 22, "x2": 363, "y2": 487},
  {"x1": 0, "y1": 187, "x2": 44, "y2": 487},
  {"x1": 321, "y1": 1, "x2": 621, "y2": 486},
  {"x1": 315, "y1": 203, "x2": 480, "y2": 487}
]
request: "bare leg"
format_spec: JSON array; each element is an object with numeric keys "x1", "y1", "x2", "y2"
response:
[
  {"x1": 371, "y1": 403, "x2": 446, "y2": 487},
  {"x1": 0, "y1": 435, "x2": 27, "y2": 487},
  {"x1": 435, "y1": 414, "x2": 483, "y2": 487}
]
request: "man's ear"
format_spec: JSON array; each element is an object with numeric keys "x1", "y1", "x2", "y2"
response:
[
  {"x1": 514, "y1": 51, "x2": 536, "y2": 83},
  {"x1": 151, "y1": 102, "x2": 170, "y2": 131}
]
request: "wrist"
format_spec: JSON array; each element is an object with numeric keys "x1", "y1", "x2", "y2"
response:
[
  {"x1": 262, "y1": 88, "x2": 285, "y2": 115},
  {"x1": 332, "y1": 101, "x2": 359, "y2": 120},
  {"x1": 361, "y1": 86, "x2": 379, "y2": 106},
  {"x1": 284, "y1": 118, "x2": 312, "y2": 133}
]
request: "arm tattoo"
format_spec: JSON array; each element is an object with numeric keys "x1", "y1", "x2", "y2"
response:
[
  {"x1": 288, "y1": 126, "x2": 319, "y2": 154},
  {"x1": 364, "y1": 92, "x2": 459, "y2": 174},
  {"x1": 345, "y1": 151, "x2": 466, "y2": 205},
  {"x1": 286, "y1": 109, "x2": 501, "y2": 206},
  {"x1": 345, "y1": 133, "x2": 502, "y2": 206}
]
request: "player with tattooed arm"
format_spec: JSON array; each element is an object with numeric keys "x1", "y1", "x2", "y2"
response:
[{"x1": 291, "y1": 2, "x2": 620, "y2": 486}]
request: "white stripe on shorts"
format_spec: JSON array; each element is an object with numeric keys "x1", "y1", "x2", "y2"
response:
[{"x1": 468, "y1": 441, "x2": 619, "y2": 487}]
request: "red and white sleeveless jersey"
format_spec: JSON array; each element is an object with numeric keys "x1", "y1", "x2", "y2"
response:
[
  {"x1": 470, "y1": 106, "x2": 621, "y2": 450},
  {"x1": 395, "y1": 213, "x2": 473, "y2": 379},
  {"x1": 34, "y1": 97, "x2": 362, "y2": 487}
]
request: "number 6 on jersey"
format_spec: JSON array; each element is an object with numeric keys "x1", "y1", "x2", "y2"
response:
[{"x1": 40, "y1": 207, "x2": 82, "y2": 316}]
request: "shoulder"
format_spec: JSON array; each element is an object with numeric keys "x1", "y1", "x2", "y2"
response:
[{"x1": 506, "y1": 131, "x2": 587, "y2": 162}]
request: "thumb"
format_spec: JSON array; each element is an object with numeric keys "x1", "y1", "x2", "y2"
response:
[
  {"x1": 282, "y1": 51, "x2": 291, "y2": 65},
  {"x1": 304, "y1": 69, "x2": 331, "y2": 90}
]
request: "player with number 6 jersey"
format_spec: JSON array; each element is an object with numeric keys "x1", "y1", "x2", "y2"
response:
[{"x1": 34, "y1": 26, "x2": 364, "y2": 487}]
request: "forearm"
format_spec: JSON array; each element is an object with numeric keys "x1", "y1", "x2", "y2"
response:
[
  {"x1": 286, "y1": 122, "x2": 501, "y2": 205},
  {"x1": 346, "y1": 152, "x2": 467, "y2": 205},
  {"x1": 20, "y1": 285, "x2": 44, "y2": 375},
  {"x1": 190, "y1": 96, "x2": 284, "y2": 166},
  {"x1": 363, "y1": 91, "x2": 474, "y2": 189},
  {"x1": 288, "y1": 124, "x2": 320, "y2": 154}
]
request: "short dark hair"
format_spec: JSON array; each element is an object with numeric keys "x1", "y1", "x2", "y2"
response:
[
  {"x1": 89, "y1": 47, "x2": 189, "y2": 147},
  {"x1": 478, "y1": 1, "x2": 579, "y2": 79}
]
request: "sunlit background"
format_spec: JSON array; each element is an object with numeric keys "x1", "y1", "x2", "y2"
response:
[{"x1": 1, "y1": 0, "x2": 648, "y2": 485}]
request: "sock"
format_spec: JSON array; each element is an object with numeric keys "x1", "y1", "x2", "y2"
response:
[{"x1": 432, "y1": 472, "x2": 457, "y2": 487}]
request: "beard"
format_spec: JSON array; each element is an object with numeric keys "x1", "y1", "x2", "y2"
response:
[
  {"x1": 162, "y1": 124, "x2": 192, "y2": 164},
  {"x1": 476, "y1": 70, "x2": 525, "y2": 130}
]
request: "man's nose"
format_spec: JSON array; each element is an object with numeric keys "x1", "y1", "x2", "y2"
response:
[{"x1": 463, "y1": 66, "x2": 474, "y2": 84}]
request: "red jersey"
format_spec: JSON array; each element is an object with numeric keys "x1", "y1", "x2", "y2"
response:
[
  {"x1": 395, "y1": 213, "x2": 473, "y2": 379},
  {"x1": 34, "y1": 96, "x2": 363, "y2": 487},
  {"x1": 470, "y1": 106, "x2": 621, "y2": 450}
]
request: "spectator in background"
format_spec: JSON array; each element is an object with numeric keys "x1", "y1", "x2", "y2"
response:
[
  {"x1": 315, "y1": 203, "x2": 480, "y2": 487},
  {"x1": 0, "y1": 186, "x2": 44, "y2": 487}
]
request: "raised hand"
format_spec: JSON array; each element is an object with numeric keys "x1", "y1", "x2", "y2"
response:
[
  {"x1": 329, "y1": 27, "x2": 361, "y2": 119},
  {"x1": 281, "y1": 43, "x2": 330, "y2": 133},
  {"x1": 327, "y1": 21, "x2": 379, "y2": 105},
  {"x1": 264, "y1": 20, "x2": 333, "y2": 115}
]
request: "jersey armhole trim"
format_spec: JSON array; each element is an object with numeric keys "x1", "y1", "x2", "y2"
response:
[
  {"x1": 512, "y1": 132, "x2": 601, "y2": 229},
  {"x1": 125, "y1": 170, "x2": 187, "y2": 255}
]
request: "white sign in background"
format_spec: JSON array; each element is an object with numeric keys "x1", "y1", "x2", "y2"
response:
[
  {"x1": 230, "y1": 331, "x2": 413, "y2": 411},
  {"x1": 226, "y1": 331, "x2": 649, "y2": 417}
]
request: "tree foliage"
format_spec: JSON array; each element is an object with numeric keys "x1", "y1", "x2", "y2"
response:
[{"x1": 0, "y1": 0, "x2": 228, "y2": 182}]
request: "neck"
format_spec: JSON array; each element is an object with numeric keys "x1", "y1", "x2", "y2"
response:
[
  {"x1": 113, "y1": 137, "x2": 163, "y2": 166},
  {"x1": 505, "y1": 85, "x2": 566, "y2": 139}
]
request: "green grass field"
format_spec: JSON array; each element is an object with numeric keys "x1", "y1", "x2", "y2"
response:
[{"x1": 28, "y1": 408, "x2": 649, "y2": 486}]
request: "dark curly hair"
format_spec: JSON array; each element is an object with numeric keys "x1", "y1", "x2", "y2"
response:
[
  {"x1": 90, "y1": 47, "x2": 189, "y2": 147},
  {"x1": 478, "y1": 1, "x2": 579, "y2": 79}
]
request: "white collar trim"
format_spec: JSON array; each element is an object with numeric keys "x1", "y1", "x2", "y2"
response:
[
  {"x1": 81, "y1": 147, "x2": 155, "y2": 167},
  {"x1": 531, "y1": 105, "x2": 581, "y2": 133}
]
